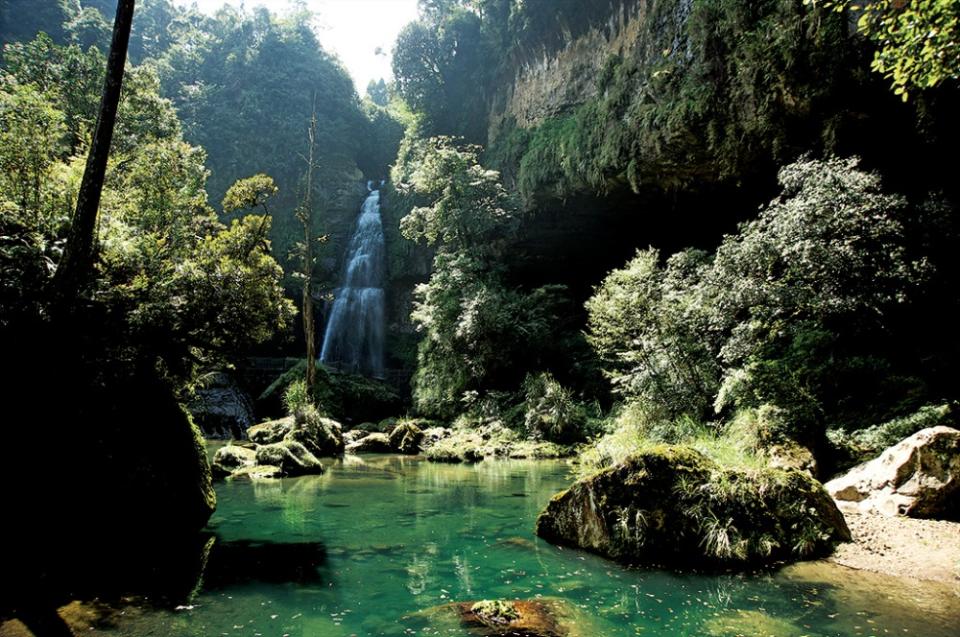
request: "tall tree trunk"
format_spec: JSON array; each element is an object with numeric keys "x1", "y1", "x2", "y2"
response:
[
  {"x1": 301, "y1": 104, "x2": 320, "y2": 393},
  {"x1": 52, "y1": 0, "x2": 136, "y2": 300}
]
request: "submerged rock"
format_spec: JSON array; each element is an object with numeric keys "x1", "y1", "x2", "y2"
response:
[
  {"x1": 255, "y1": 440, "x2": 324, "y2": 476},
  {"x1": 248, "y1": 417, "x2": 293, "y2": 445},
  {"x1": 825, "y1": 426, "x2": 960, "y2": 519},
  {"x1": 389, "y1": 422, "x2": 425, "y2": 454},
  {"x1": 345, "y1": 432, "x2": 393, "y2": 453},
  {"x1": 412, "y1": 598, "x2": 591, "y2": 637},
  {"x1": 211, "y1": 445, "x2": 257, "y2": 479},
  {"x1": 535, "y1": 445, "x2": 850, "y2": 568}
]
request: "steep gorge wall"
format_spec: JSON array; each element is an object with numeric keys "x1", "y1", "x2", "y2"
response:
[{"x1": 489, "y1": 0, "x2": 680, "y2": 137}]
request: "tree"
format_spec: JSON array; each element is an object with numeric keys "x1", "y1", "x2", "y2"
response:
[
  {"x1": 586, "y1": 157, "x2": 955, "y2": 439},
  {"x1": 365, "y1": 78, "x2": 390, "y2": 106},
  {"x1": 297, "y1": 103, "x2": 323, "y2": 394},
  {"x1": 52, "y1": 0, "x2": 136, "y2": 301},
  {"x1": 222, "y1": 173, "x2": 278, "y2": 258},
  {"x1": 814, "y1": 0, "x2": 960, "y2": 99}
]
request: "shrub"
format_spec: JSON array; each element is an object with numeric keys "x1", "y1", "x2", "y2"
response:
[
  {"x1": 283, "y1": 379, "x2": 311, "y2": 415},
  {"x1": 522, "y1": 372, "x2": 587, "y2": 443}
]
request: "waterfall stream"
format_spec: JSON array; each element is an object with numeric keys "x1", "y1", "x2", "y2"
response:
[{"x1": 319, "y1": 184, "x2": 385, "y2": 378}]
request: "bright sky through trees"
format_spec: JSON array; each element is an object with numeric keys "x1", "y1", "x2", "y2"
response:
[{"x1": 175, "y1": 0, "x2": 419, "y2": 92}]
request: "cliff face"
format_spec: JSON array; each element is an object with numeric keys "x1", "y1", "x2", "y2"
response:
[
  {"x1": 478, "y1": 0, "x2": 957, "y2": 297},
  {"x1": 489, "y1": 0, "x2": 680, "y2": 137}
]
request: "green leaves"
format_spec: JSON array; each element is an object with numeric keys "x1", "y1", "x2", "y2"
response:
[
  {"x1": 813, "y1": 0, "x2": 960, "y2": 99},
  {"x1": 222, "y1": 174, "x2": 278, "y2": 214},
  {"x1": 587, "y1": 157, "x2": 949, "y2": 435},
  {"x1": 398, "y1": 137, "x2": 517, "y2": 251}
]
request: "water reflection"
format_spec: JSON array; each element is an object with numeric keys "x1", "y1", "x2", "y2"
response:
[{"x1": 6, "y1": 455, "x2": 957, "y2": 637}]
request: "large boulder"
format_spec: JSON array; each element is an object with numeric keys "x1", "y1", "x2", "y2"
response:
[
  {"x1": 187, "y1": 372, "x2": 256, "y2": 439},
  {"x1": 248, "y1": 416, "x2": 294, "y2": 445},
  {"x1": 345, "y1": 432, "x2": 393, "y2": 454},
  {"x1": 389, "y1": 422, "x2": 425, "y2": 454},
  {"x1": 255, "y1": 440, "x2": 324, "y2": 477},
  {"x1": 825, "y1": 426, "x2": 960, "y2": 519},
  {"x1": 535, "y1": 446, "x2": 850, "y2": 568},
  {"x1": 286, "y1": 408, "x2": 344, "y2": 457},
  {"x1": 211, "y1": 444, "x2": 257, "y2": 479}
]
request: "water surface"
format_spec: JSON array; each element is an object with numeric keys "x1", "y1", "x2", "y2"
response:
[{"x1": 37, "y1": 454, "x2": 960, "y2": 636}]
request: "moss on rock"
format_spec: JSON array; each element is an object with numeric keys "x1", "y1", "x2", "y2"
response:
[
  {"x1": 535, "y1": 445, "x2": 850, "y2": 568},
  {"x1": 254, "y1": 440, "x2": 324, "y2": 477},
  {"x1": 389, "y1": 421, "x2": 425, "y2": 454},
  {"x1": 211, "y1": 445, "x2": 257, "y2": 479},
  {"x1": 345, "y1": 432, "x2": 393, "y2": 454}
]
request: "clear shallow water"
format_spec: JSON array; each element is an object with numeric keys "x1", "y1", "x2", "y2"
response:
[{"x1": 44, "y1": 453, "x2": 960, "y2": 636}]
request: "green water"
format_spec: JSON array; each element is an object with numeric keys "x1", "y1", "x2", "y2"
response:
[{"x1": 78, "y1": 454, "x2": 958, "y2": 636}]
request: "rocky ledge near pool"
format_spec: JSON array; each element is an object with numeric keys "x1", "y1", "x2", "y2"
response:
[
  {"x1": 535, "y1": 445, "x2": 850, "y2": 568},
  {"x1": 212, "y1": 406, "x2": 344, "y2": 479},
  {"x1": 825, "y1": 426, "x2": 960, "y2": 519}
]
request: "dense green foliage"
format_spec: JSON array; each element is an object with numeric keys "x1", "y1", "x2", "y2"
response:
[
  {"x1": 817, "y1": 0, "x2": 960, "y2": 100},
  {"x1": 4, "y1": 1, "x2": 405, "y2": 292},
  {"x1": 586, "y1": 157, "x2": 958, "y2": 453},
  {"x1": 395, "y1": 137, "x2": 585, "y2": 425},
  {"x1": 0, "y1": 35, "x2": 293, "y2": 384},
  {"x1": 392, "y1": 8, "x2": 490, "y2": 141}
]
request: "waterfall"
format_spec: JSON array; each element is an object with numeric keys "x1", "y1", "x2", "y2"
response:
[{"x1": 319, "y1": 185, "x2": 385, "y2": 378}]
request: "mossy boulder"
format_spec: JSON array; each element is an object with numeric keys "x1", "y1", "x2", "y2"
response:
[
  {"x1": 422, "y1": 423, "x2": 575, "y2": 463},
  {"x1": 535, "y1": 445, "x2": 850, "y2": 568},
  {"x1": 389, "y1": 422, "x2": 425, "y2": 454},
  {"x1": 255, "y1": 440, "x2": 324, "y2": 476},
  {"x1": 345, "y1": 432, "x2": 393, "y2": 454},
  {"x1": 286, "y1": 408, "x2": 344, "y2": 457},
  {"x1": 343, "y1": 429, "x2": 369, "y2": 445},
  {"x1": 230, "y1": 464, "x2": 284, "y2": 480},
  {"x1": 211, "y1": 445, "x2": 257, "y2": 479},
  {"x1": 248, "y1": 417, "x2": 293, "y2": 445}
]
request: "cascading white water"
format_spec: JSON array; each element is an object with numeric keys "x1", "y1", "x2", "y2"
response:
[{"x1": 319, "y1": 185, "x2": 385, "y2": 378}]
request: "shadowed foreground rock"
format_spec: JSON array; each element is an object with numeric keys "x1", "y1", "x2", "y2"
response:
[
  {"x1": 825, "y1": 426, "x2": 960, "y2": 519},
  {"x1": 535, "y1": 446, "x2": 850, "y2": 568}
]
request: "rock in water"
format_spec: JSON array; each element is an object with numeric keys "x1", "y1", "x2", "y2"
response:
[
  {"x1": 410, "y1": 598, "x2": 596, "y2": 637},
  {"x1": 535, "y1": 446, "x2": 850, "y2": 568},
  {"x1": 248, "y1": 416, "x2": 294, "y2": 445},
  {"x1": 825, "y1": 426, "x2": 960, "y2": 519},
  {"x1": 188, "y1": 372, "x2": 255, "y2": 439},
  {"x1": 389, "y1": 422, "x2": 425, "y2": 454},
  {"x1": 286, "y1": 408, "x2": 345, "y2": 457},
  {"x1": 255, "y1": 440, "x2": 324, "y2": 476},
  {"x1": 345, "y1": 432, "x2": 393, "y2": 453},
  {"x1": 211, "y1": 445, "x2": 256, "y2": 479}
]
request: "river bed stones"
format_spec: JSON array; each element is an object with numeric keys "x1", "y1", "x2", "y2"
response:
[{"x1": 408, "y1": 598, "x2": 595, "y2": 637}]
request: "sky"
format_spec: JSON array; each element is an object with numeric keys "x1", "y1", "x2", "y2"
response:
[{"x1": 173, "y1": 0, "x2": 421, "y2": 93}]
